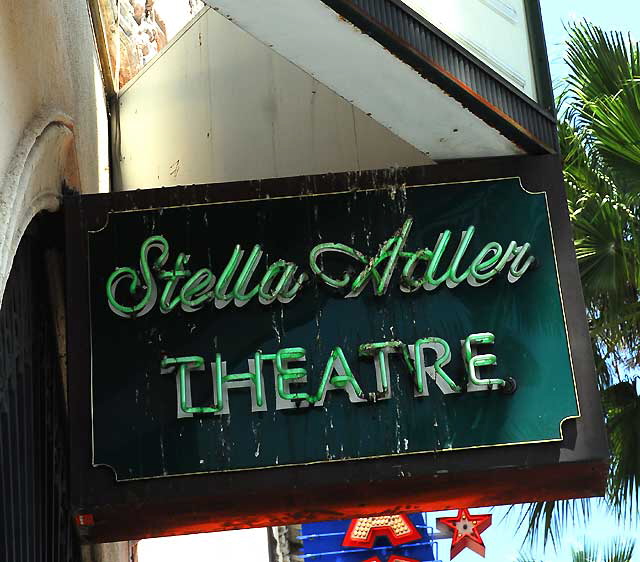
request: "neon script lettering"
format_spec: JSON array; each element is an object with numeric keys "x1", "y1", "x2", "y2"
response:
[
  {"x1": 106, "y1": 219, "x2": 535, "y2": 318},
  {"x1": 161, "y1": 332, "x2": 510, "y2": 417},
  {"x1": 106, "y1": 236, "x2": 309, "y2": 318}
]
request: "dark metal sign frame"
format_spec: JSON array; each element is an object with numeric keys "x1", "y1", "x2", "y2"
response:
[{"x1": 66, "y1": 155, "x2": 607, "y2": 543}]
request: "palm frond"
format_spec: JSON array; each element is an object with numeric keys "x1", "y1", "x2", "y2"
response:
[
  {"x1": 603, "y1": 537, "x2": 636, "y2": 562},
  {"x1": 565, "y1": 22, "x2": 640, "y2": 102},
  {"x1": 516, "y1": 537, "x2": 635, "y2": 562},
  {"x1": 564, "y1": 21, "x2": 640, "y2": 188},
  {"x1": 572, "y1": 542, "x2": 599, "y2": 562},
  {"x1": 571, "y1": 537, "x2": 636, "y2": 562},
  {"x1": 603, "y1": 382, "x2": 640, "y2": 516},
  {"x1": 513, "y1": 499, "x2": 592, "y2": 548}
]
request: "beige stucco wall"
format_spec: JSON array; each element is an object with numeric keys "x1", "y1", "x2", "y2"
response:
[
  {"x1": 0, "y1": 2, "x2": 122, "y2": 557},
  {"x1": 0, "y1": 0, "x2": 109, "y2": 304},
  {"x1": 0, "y1": 0, "x2": 109, "y2": 196}
]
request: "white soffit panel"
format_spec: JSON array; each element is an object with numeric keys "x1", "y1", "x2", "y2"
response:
[
  {"x1": 116, "y1": 8, "x2": 434, "y2": 190},
  {"x1": 202, "y1": 0, "x2": 524, "y2": 160}
]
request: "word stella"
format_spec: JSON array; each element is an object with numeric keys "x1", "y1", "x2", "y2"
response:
[{"x1": 106, "y1": 217, "x2": 535, "y2": 317}]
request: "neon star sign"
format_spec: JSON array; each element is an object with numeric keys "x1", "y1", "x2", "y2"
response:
[
  {"x1": 342, "y1": 515, "x2": 422, "y2": 548},
  {"x1": 298, "y1": 513, "x2": 434, "y2": 561},
  {"x1": 436, "y1": 508, "x2": 492, "y2": 559}
]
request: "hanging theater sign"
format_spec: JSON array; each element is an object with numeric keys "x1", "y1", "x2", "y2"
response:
[{"x1": 66, "y1": 156, "x2": 607, "y2": 542}]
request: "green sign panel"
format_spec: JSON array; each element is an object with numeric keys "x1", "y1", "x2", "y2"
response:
[{"x1": 88, "y1": 178, "x2": 578, "y2": 481}]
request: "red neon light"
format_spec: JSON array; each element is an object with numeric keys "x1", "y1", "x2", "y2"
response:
[
  {"x1": 436, "y1": 508, "x2": 492, "y2": 559},
  {"x1": 75, "y1": 514, "x2": 95, "y2": 527},
  {"x1": 342, "y1": 515, "x2": 422, "y2": 548}
]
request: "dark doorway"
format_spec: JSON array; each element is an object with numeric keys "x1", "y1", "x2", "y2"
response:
[{"x1": 0, "y1": 217, "x2": 79, "y2": 561}]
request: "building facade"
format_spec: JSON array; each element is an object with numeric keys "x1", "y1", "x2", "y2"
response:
[
  {"x1": 0, "y1": 1, "x2": 108, "y2": 560},
  {"x1": 0, "y1": 2, "x2": 605, "y2": 561}
]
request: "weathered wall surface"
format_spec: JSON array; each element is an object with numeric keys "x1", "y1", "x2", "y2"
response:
[
  {"x1": 115, "y1": 7, "x2": 433, "y2": 190},
  {"x1": 0, "y1": 0, "x2": 109, "y2": 304},
  {"x1": 99, "y1": 0, "x2": 205, "y2": 89},
  {"x1": 0, "y1": 0, "x2": 109, "y2": 195},
  {"x1": 82, "y1": 541, "x2": 133, "y2": 562},
  {"x1": 0, "y1": 3, "x2": 120, "y2": 554}
]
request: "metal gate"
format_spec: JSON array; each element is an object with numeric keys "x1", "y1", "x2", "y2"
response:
[{"x1": 0, "y1": 220, "x2": 79, "y2": 561}]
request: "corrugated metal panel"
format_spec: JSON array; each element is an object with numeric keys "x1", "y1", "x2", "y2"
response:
[
  {"x1": 322, "y1": 0, "x2": 558, "y2": 153},
  {"x1": 0, "y1": 224, "x2": 79, "y2": 562}
]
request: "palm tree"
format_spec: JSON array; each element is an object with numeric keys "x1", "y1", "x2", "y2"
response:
[
  {"x1": 571, "y1": 539, "x2": 635, "y2": 562},
  {"x1": 516, "y1": 537, "x2": 635, "y2": 562},
  {"x1": 519, "y1": 20, "x2": 640, "y2": 545}
]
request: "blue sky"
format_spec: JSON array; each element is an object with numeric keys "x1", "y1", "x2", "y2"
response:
[
  {"x1": 428, "y1": 501, "x2": 637, "y2": 562},
  {"x1": 540, "y1": 0, "x2": 640, "y2": 95}
]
